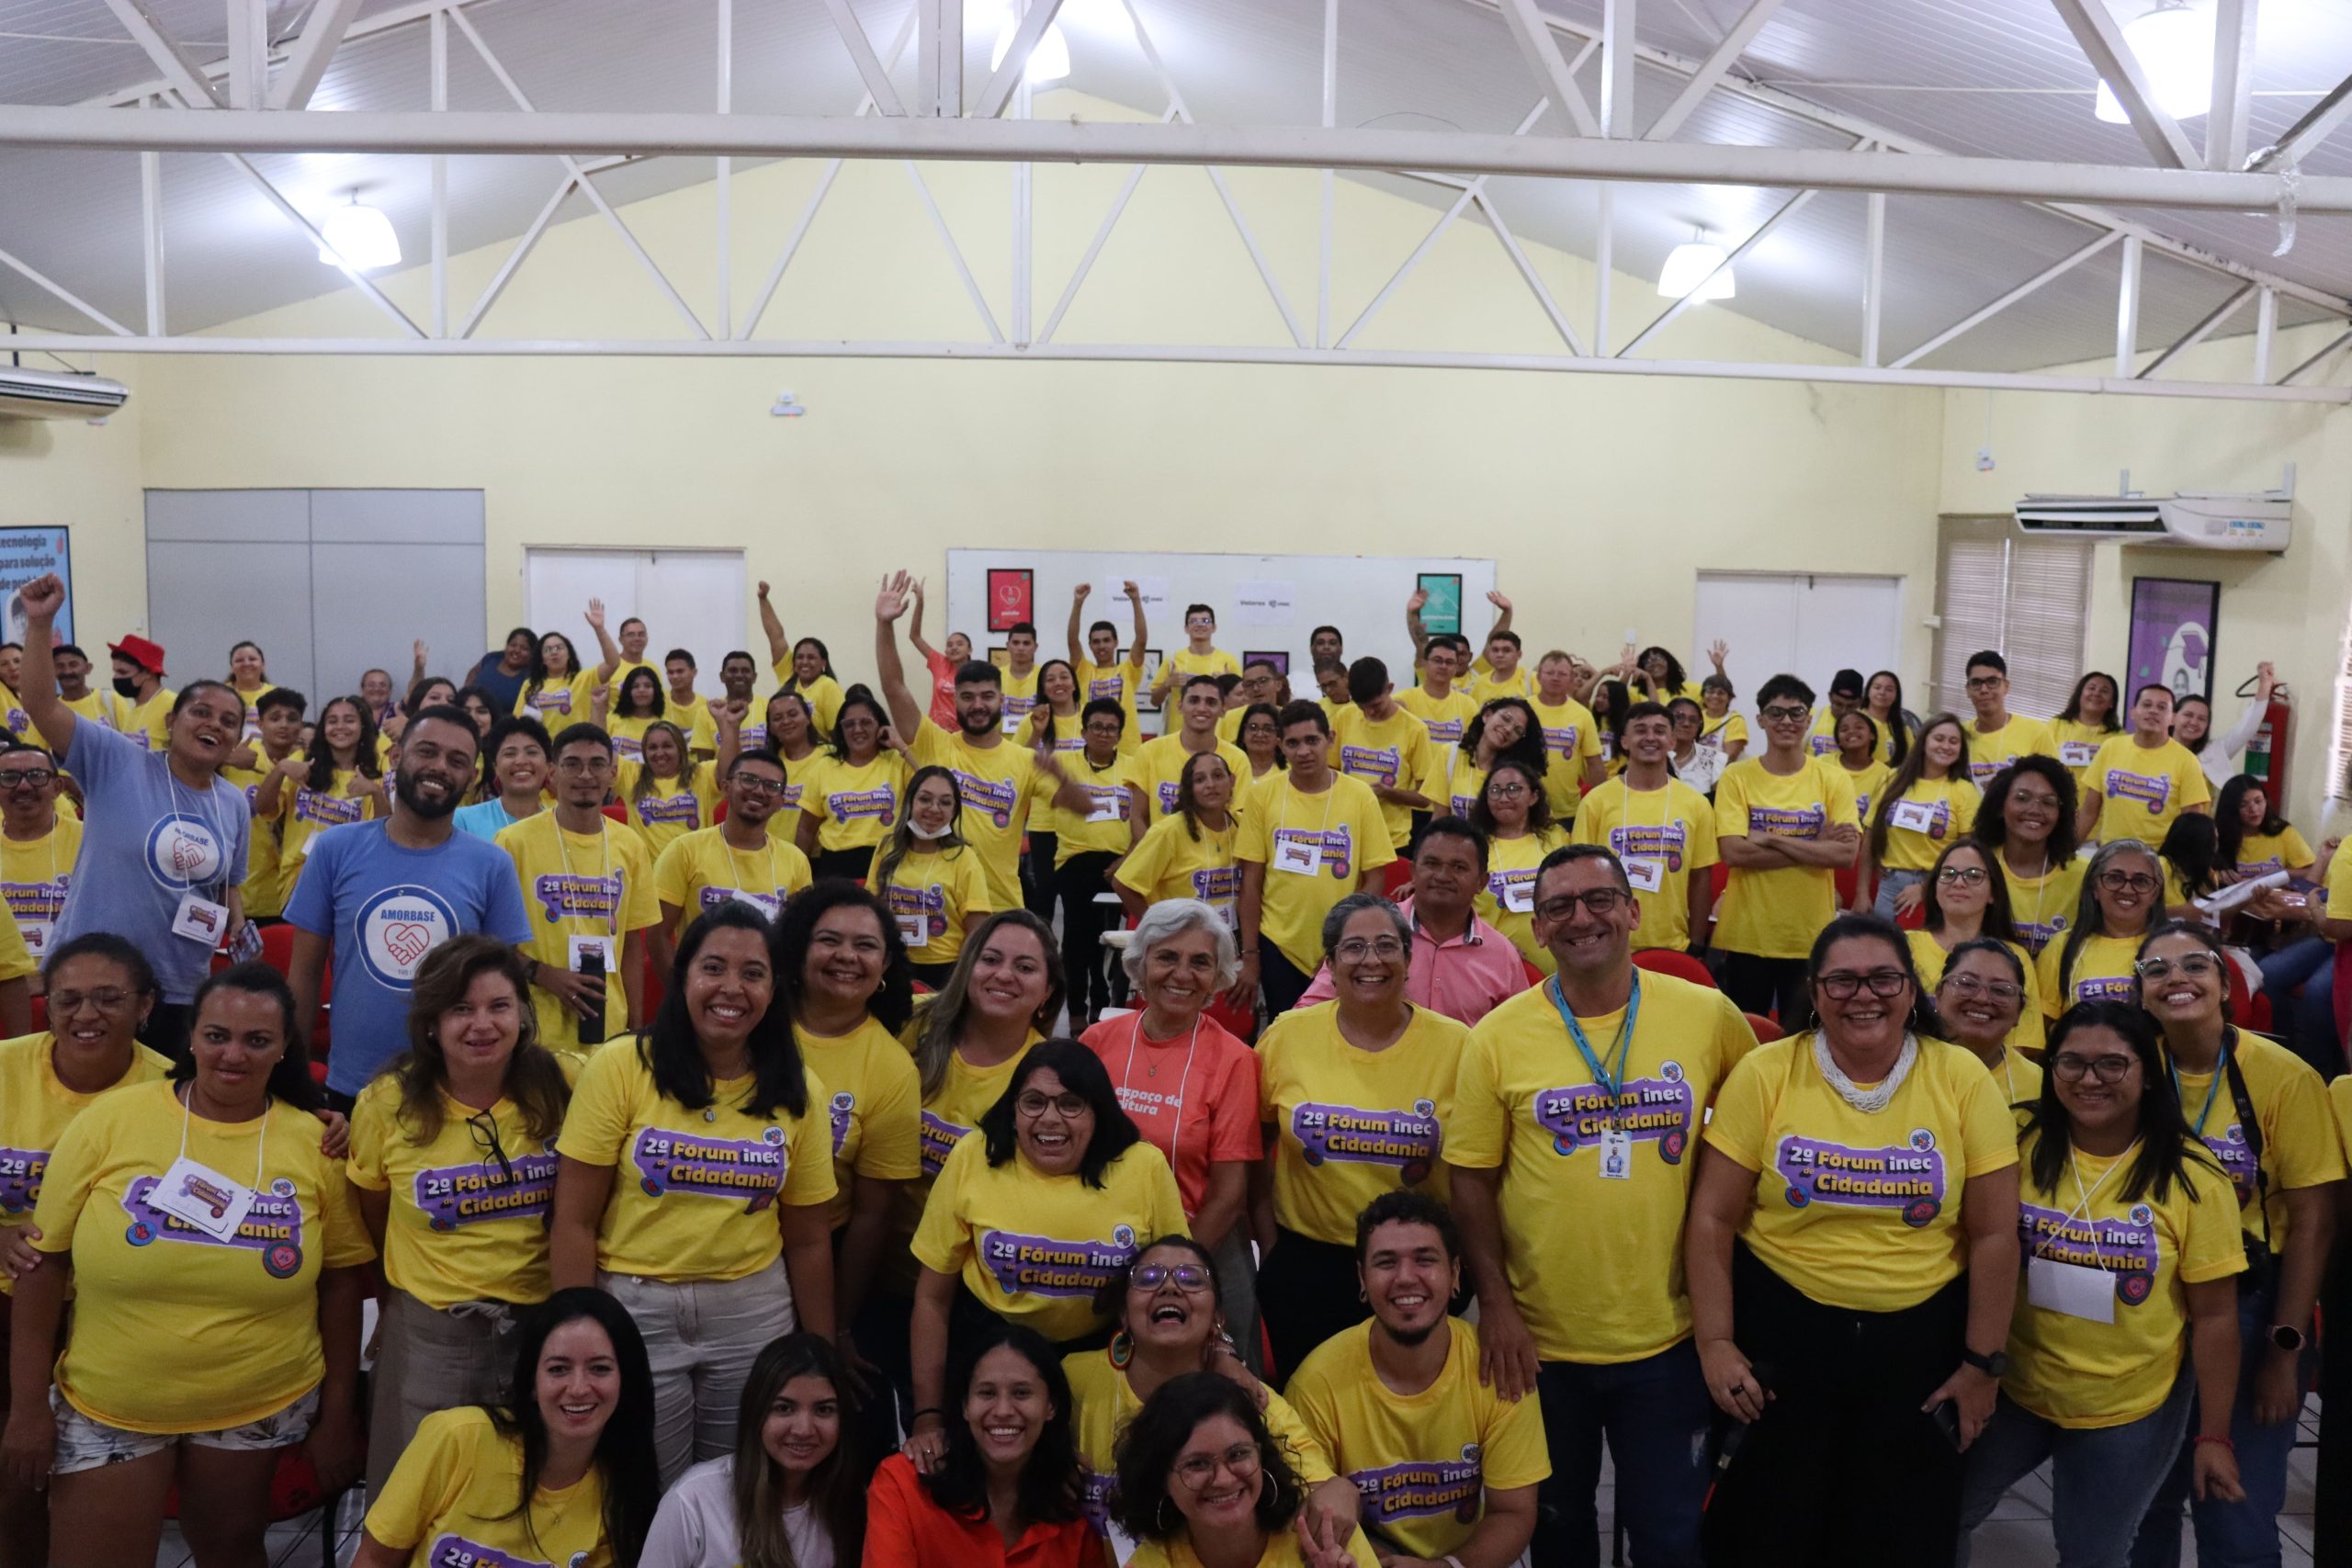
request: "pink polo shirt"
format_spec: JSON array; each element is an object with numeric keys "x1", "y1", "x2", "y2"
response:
[
  {"x1": 1294, "y1": 896, "x2": 1532, "y2": 1026},
  {"x1": 925, "y1": 649, "x2": 958, "y2": 730}
]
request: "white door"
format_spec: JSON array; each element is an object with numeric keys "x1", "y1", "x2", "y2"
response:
[
  {"x1": 1693, "y1": 572, "x2": 1904, "y2": 700},
  {"x1": 524, "y1": 547, "x2": 747, "y2": 696}
]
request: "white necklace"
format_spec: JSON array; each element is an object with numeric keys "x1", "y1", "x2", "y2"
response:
[{"x1": 1812, "y1": 1030, "x2": 1918, "y2": 1114}]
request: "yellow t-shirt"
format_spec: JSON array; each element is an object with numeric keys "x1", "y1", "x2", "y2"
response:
[
  {"x1": 993, "y1": 666, "x2": 1043, "y2": 737},
  {"x1": 0, "y1": 1032, "x2": 173, "y2": 1293},
  {"x1": 277, "y1": 768, "x2": 383, "y2": 897},
  {"x1": 868, "y1": 842, "x2": 996, "y2": 968},
  {"x1": 1967, "y1": 715, "x2": 2059, "y2": 786},
  {"x1": 495, "y1": 815, "x2": 661, "y2": 1055},
  {"x1": 33, "y1": 1079, "x2": 376, "y2": 1432},
  {"x1": 346, "y1": 1078, "x2": 561, "y2": 1311},
  {"x1": 1699, "y1": 711, "x2": 1747, "y2": 754},
  {"x1": 912, "y1": 726, "x2": 1041, "y2": 911},
  {"x1": 1115, "y1": 813, "x2": 1243, "y2": 924},
  {"x1": 1163, "y1": 648, "x2": 1240, "y2": 688},
  {"x1": 514, "y1": 671, "x2": 598, "y2": 725},
  {"x1": 2000, "y1": 853, "x2": 2087, "y2": 955},
  {"x1": 1285, "y1": 1319, "x2": 1551, "y2": 1564},
  {"x1": 1128, "y1": 735, "x2": 1250, "y2": 827},
  {"x1": 2037, "y1": 932, "x2": 2146, "y2": 1017},
  {"x1": 125, "y1": 688, "x2": 175, "y2": 751},
  {"x1": 2235, "y1": 827, "x2": 2316, "y2": 878},
  {"x1": 1236, "y1": 773, "x2": 1396, "y2": 975},
  {"x1": 777, "y1": 671, "x2": 845, "y2": 738},
  {"x1": 910, "y1": 1133, "x2": 1187, "y2": 1342},
  {"x1": 220, "y1": 761, "x2": 288, "y2": 919},
  {"x1": 1073, "y1": 654, "x2": 1146, "y2": 755},
  {"x1": 1259, "y1": 1002, "x2": 1466, "y2": 1246},
  {"x1": 651, "y1": 826, "x2": 814, "y2": 939},
  {"x1": 1064, "y1": 1347, "x2": 1335, "y2": 1532},
  {"x1": 2051, "y1": 718, "x2": 2117, "y2": 785},
  {"x1": 799, "y1": 752, "x2": 911, "y2": 854},
  {"x1": 1042, "y1": 752, "x2": 1137, "y2": 862},
  {"x1": 615, "y1": 763, "x2": 717, "y2": 858},
  {"x1": 1842, "y1": 758, "x2": 1894, "y2": 827},
  {"x1": 1527, "y1": 696, "x2": 1605, "y2": 819},
  {"x1": 605, "y1": 714, "x2": 662, "y2": 763},
  {"x1": 2086, "y1": 737, "x2": 2211, "y2": 846},
  {"x1": 2168, "y1": 1030, "x2": 2346, "y2": 1255},
  {"x1": 1464, "y1": 666, "x2": 1537, "y2": 703},
  {"x1": 1713, "y1": 757, "x2": 1860, "y2": 961},
  {"x1": 752, "y1": 748, "x2": 822, "y2": 827},
  {"x1": 0, "y1": 814, "x2": 84, "y2": 962},
  {"x1": 1395, "y1": 685, "x2": 1478, "y2": 751},
  {"x1": 1906, "y1": 930, "x2": 2045, "y2": 1055},
  {"x1": 1874, "y1": 774, "x2": 1983, "y2": 873},
  {"x1": 52, "y1": 688, "x2": 130, "y2": 752},
  {"x1": 662, "y1": 692, "x2": 722, "y2": 756},
  {"x1": 1331, "y1": 706, "x2": 1435, "y2": 849},
  {"x1": 1422, "y1": 751, "x2": 1487, "y2": 823},
  {"x1": 364, "y1": 1405, "x2": 611, "y2": 1568},
  {"x1": 794, "y1": 1014, "x2": 922, "y2": 1232},
  {"x1": 1572, "y1": 778, "x2": 1722, "y2": 953},
  {"x1": 2004, "y1": 1131, "x2": 2245, "y2": 1430},
  {"x1": 1474, "y1": 828, "x2": 1567, "y2": 974},
  {"x1": 1449, "y1": 974, "x2": 1756, "y2": 1362},
  {"x1": 1702, "y1": 1033, "x2": 2018, "y2": 1313},
  {"x1": 1127, "y1": 1531, "x2": 1378, "y2": 1568},
  {"x1": 553, "y1": 1037, "x2": 836, "y2": 1281}
]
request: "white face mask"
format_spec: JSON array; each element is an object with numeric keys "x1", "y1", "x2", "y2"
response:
[{"x1": 910, "y1": 818, "x2": 955, "y2": 840}]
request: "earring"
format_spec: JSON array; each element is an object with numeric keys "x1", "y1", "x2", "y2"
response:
[
  {"x1": 1259, "y1": 1467, "x2": 1277, "y2": 1508},
  {"x1": 1109, "y1": 1329, "x2": 1135, "y2": 1369},
  {"x1": 1157, "y1": 1496, "x2": 1177, "y2": 1534}
]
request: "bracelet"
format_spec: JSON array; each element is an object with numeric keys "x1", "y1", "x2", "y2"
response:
[
  {"x1": 910, "y1": 1406, "x2": 945, "y2": 1425},
  {"x1": 2192, "y1": 1434, "x2": 2235, "y2": 1454}
]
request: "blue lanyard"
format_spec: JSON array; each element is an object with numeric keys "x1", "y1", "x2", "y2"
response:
[
  {"x1": 1549, "y1": 974, "x2": 1642, "y2": 1113},
  {"x1": 2169, "y1": 1036, "x2": 2231, "y2": 1137}
]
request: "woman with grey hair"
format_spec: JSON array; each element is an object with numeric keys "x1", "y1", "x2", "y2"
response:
[
  {"x1": 1252, "y1": 891, "x2": 1470, "y2": 1378},
  {"x1": 1080, "y1": 899, "x2": 1266, "y2": 1361}
]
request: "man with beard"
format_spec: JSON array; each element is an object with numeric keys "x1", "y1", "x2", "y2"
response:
[
  {"x1": 716, "y1": 649, "x2": 766, "y2": 750},
  {"x1": 285, "y1": 708, "x2": 534, "y2": 1111},
  {"x1": 650, "y1": 749, "x2": 813, "y2": 964},
  {"x1": 1285, "y1": 1190, "x2": 1547, "y2": 1568},
  {"x1": 872, "y1": 570, "x2": 1092, "y2": 910}
]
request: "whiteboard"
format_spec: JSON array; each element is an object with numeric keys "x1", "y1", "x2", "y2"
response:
[
  {"x1": 1692, "y1": 571, "x2": 1905, "y2": 704},
  {"x1": 524, "y1": 547, "x2": 748, "y2": 697},
  {"x1": 944, "y1": 550, "x2": 1498, "y2": 735}
]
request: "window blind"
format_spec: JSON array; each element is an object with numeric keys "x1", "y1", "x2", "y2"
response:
[{"x1": 1932, "y1": 516, "x2": 2089, "y2": 721}]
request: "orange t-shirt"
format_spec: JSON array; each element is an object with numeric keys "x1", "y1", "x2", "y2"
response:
[
  {"x1": 1080, "y1": 1012, "x2": 1262, "y2": 1219},
  {"x1": 865, "y1": 1453, "x2": 1099, "y2": 1568}
]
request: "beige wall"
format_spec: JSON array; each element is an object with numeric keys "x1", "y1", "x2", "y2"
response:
[
  {"x1": 1937, "y1": 321, "x2": 2352, "y2": 826},
  {"x1": 0, "y1": 367, "x2": 146, "y2": 650}
]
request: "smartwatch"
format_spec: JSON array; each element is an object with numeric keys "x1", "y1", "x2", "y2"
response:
[{"x1": 1961, "y1": 1347, "x2": 2010, "y2": 1379}]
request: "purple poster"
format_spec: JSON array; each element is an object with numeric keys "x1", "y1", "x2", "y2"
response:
[{"x1": 2125, "y1": 577, "x2": 2220, "y2": 705}]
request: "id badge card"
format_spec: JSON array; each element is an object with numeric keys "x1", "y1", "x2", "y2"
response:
[
  {"x1": 1623, "y1": 857, "x2": 1665, "y2": 894},
  {"x1": 1891, "y1": 799, "x2": 1938, "y2": 833},
  {"x1": 1598, "y1": 1127, "x2": 1634, "y2": 1180},
  {"x1": 1085, "y1": 792, "x2": 1124, "y2": 825},
  {"x1": 1214, "y1": 899, "x2": 1238, "y2": 930},
  {"x1": 1273, "y1": 835, "x2": 1323, "y2": 877},
  {"x1": 151, "y1": 1155, "x2": 257, "y2": 1241},
  {"x1": 568, "y1": 933, "x2": 618, "y2": 973},
  {"x1": 2060, "y1": 740, "x2": 2098, "y2": 768},
  {"x1": 2027, "y1": 1255, "x2": 2116, "y2": 1324},
  {"x1": 19, "y1": 921, "x2": 52, "y2": 960},
  {"x1": 896, "y1": 912, "x2": 930, "y2": 950},
  {"x1": 228, "y1": 919, "x2": 264, "y2": 964},
  {"x1": 171, "y1": 892, "x2": 231, "y2": 947},
  {"x1": 1502, "y1": 879, "x2": 1534, "y2": 914},
  {"x1": 729, "y1": 889, "x2": 782, "y2": 921}
]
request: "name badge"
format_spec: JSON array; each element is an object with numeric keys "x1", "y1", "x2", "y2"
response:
[
  {"x1": 150, "y1": 1155, "x2": 257, "y2": 1242},
  {"x1": 1623, "y1": 857, "x2": 1666, "y2": 894},
  {"x1": 2027, "y1": 1255, "x2": 2115, "y2": 1324},
  {"x1": 1273, "y1": 836, "x2": 1322, "y2": 877},
  {"x1": 20, "y1": 921, "x2": 52, "y2": 959},
  {"x1": 171, "y1": 892, "x2": 231, "y2": 947},
  {"x1": 1599, "y1": 1127, "x2": 1634, "y2": 1180},
  {"x1": 1085, "y1": 794, "x2": 1124, "y2": 825},
  {"x1": 568, "y1": 933, "x2": 618, "y2": 974},
  {"x1": 896, "y1": 913, "x2": 930, "y2": 950},
  {"x1": 1502, "y1": 880, "x2": 1534, "y2": 914},
  {"x1": 729, "y1": 888, "x2": 782, "y2": 920},
  {"x1": 2060, "y1": 741, "x2": 2098, "y2": 768},
  {"x1": 1890, "y1": 799, "x2": 1939, "y2": 834}
]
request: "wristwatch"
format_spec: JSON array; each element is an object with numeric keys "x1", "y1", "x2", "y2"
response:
[
  {"x1": 2270, "y1": 1323, "x2": 2309, "y2": 1352},
  {"x1": 1960, "y1": 1347, "x2": 2010, "y2": 1379}
]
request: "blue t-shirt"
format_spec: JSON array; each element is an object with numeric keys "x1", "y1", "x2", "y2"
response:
[
  {"x1": 453, "y1": 799, "x2": 529, "y2": 844},
  {"x1": 284, "y1": 818, "x2": 534, "y2": 1095},
  {"x1": 54, "y1": 721, "x2": 251, "y2": 1005},
  {"x1": 469, "y1": 654, "x2": 528, "y2": 716}
]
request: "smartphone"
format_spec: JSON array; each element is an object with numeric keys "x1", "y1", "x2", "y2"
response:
[
  {"x1": 576, "y1": 947, "x2": 607, "y2": 1046},
  {"x1": 1928, "y1": 1399, "x2": 1962, "y2": 1451}
]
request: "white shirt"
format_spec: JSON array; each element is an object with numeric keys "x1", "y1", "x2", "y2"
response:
[
  {"x1": 639, "y1": 1456, "x2": 834, "y2": 1568},
  {"x1": 2192, "y1": 699, "x2": 2267, "y2": 789}
]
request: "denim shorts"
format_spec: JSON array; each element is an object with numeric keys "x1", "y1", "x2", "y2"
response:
[{"x1": 50, "y1": 1385, "x2": 317, "y2": 1475}]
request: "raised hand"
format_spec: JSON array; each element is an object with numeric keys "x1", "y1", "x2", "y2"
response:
[
  {"x1": 1122, "y1": 580, "x2": 1141, "y2": 601},
  {"x1": 876, "y1": 570, "x2": 911, "y2": 623},
  {"x1": 584, "y1": 598, "x2": 606, "y2": 631},
  {"x1": 1407, "y1": 587, "x2": 1429, "y2": 613},
  {"x1": 413, "y1": 637, "x2": 428, "y2": 664},
  {"x1": 17, "y1": 574, "x2": 62, "y2": 624},
  {"x1": 757, "y1": 581, "x2": 772, "y2": 600},
  {"x1": 1487, "y1": 589, "x2": 1512, "y2": 612},
  {"x1": 1074, "y1": 582, "x2": 1092, "y2": 603}
]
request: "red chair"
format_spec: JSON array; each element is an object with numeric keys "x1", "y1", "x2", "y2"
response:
[
  {"x1": 639, "y1": 945, "x2": 667, "y2": 1016},
  {"x1": 1382, "y1": 860, "x2": 1413, "y2": 899},
  {"x1": 2334, "y1": 941, "x2": 2351, "y2": 1043},
  {"x1": 1521, "y1": 957, "x2": 1546, "y2": 988},
  {"x1": 600, "y1": 802, "x2": 628, "y2": 825},
  {"x1": 28, "y1": 993, "x2": 42, "y2": 1034},
  {"x1": 1634, "y1": 949, "x2": 1716, "y2": 989},
  {"x1": 1744, "y1": 1010, "x2": 1785, "y2": 1043},
  {"x1": 1206, "y1": 995, "x2": 1257, "y2": 1042},
  {"x1": 255, "y1": 922, "x2": 301, "y2": 977},
  {"x1": 1895, "y1": 902, "x2": 1927, "y2": 931}
]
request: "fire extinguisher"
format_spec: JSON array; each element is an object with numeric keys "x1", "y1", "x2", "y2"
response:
[{"x1": 2236, "y1": 674, "x2": 2292, "y2": 813}]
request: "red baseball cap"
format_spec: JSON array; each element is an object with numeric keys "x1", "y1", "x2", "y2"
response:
[{"x1": 108, "y1": 635, "x2": 166, "y2": 675}]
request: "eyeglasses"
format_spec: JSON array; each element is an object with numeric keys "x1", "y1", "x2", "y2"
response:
[
  {"x1": 1174, "y1": 1442, "x2": 1262, "y2": 1492},
  {"x1": 1335, "y1": 937, "x2": 1407, "y2": 962},
  {"x1": 51, "y1": 986, "x2": 137, "y2": 1014},
  {"x1": 1965, "y1": 675, "x2": 2005, "y2": 691},
  {"x1": 553, "y1": 757, "x2": 612, "y2": 775},
  {"x1": 1132, "y1": 1263, "x2": 1213, "y2": 1292},
  {"x1": 1939, "y1": 973, "x2": 2021, "y2": 1004},
  {"x1": 466, "y1": 1110, "x2": 514, "y2": 1185},
  {"x1": 733, "y1": 774, "x2": 789, "y2": 796},
  {"x1": 2133, "y1": 953, "x2": 2220, "y2": 979},
  {"x1": 1486, "y1": 781, "x2": 1530, "y2": 798},
  {"x1": 1016, "y1": 1091, "x2": 1089, "y2": 1119},
  {"x1": 1536, "y1": 889, "x2": 1632, "y2": 921},
  {"x1": 2051, "y1": 1053, "x2": 2138, "y2": 1085},
  {"x1": 0, "y1": 769, "x2": 52, "y2": 789},
  {"x1": 2008, "y1": 790, "x2": 2060, "y2": 812},
  {"x1": 1759, "y1": 705, "x2": 1810, "y2": 723},
  {"x1": 1935, "y1": 866, "x2": 1988, "y2": 886},
  {"x1": 2097, "y1": 872, "x2": 2160, "y2": 894},
  {"x1": 1816, "y1": 969, "x2": 1911, "y2": 1000}
]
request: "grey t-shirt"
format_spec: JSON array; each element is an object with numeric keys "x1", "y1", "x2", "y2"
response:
[
  {"x1": 639, "y1": 1456, "x2": 832, "y2": 1568},
  {"x1": 54, "y1": 720, "x2": 250, "y2": 1003}
]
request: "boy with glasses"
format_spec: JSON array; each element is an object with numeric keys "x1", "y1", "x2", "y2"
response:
[
  {"x1": 1962, "y1": 650, "x2": 2059, "y2": 785},
  {"x1": 650, "y1": 749, "x2": 813, "y2": 969},
  {"x1": 1575, "y1": 702, "x2": 1719, "y2": 953}
]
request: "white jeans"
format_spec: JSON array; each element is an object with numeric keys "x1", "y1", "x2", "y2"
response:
[{"x1": 600, "y1": 1258, "x2": 795, "y2": 1486}]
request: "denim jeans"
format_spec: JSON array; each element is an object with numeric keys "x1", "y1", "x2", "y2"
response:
[
  {"x1": 2257, "y1": 936, "x2": 2341, "y2": 1077},
  {"x1": 602, "y1": 1258, "x2": 797, "y2": 1486},
  {"x1": 1873, "y1": 868, "x2": 1927, "y2": 921},
  {"x1": 1958, "y1": 1372, "x2": 2194, "y2": 1568},
  {"x1": 2129, "y1": 1288, "x2": 2308, "y2": 1568},
  {"x1": 1532, "y1": 1340, "x2": 1711, "y2": 1568}
]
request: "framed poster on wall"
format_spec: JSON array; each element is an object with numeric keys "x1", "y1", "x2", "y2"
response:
[
  {"x1": 1416, "y1": 572, "x2": 1464, "y2": 636},
  {"x1": 2126, "y1": 577, "x2": 2220, "y2": 705},
  {"x1": 0, "y1": 527, "x2": 73, "y2": 647},
  {"x1": 987, "y1": 568, "x2": 1035, "y2": 632}
]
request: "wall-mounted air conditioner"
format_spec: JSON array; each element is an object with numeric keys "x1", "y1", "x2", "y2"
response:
[
  {"x1": 2014, "y1": 492, "x2": 2292, "y2": 553},
  {"x1": 0, "y1": 367, "x2": 130, "y2": 421}
]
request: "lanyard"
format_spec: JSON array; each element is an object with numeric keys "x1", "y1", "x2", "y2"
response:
[
  {"x1": 2170, "y1": 1039, "x2": 2232, "y2": 1137},
  {"x1": 722, "y1": 830, "x2": 781, "y2": 897},
  {"x1": 177, "y1": 1082, "x2": 270, "y2": 1191},
  {"x1": 2063, "y1": 1139, "x2": 2136, "y2": 1228},
  {"x1": 554, "y1": 818, "x2": 617, "y2": 936},
  {"x1": 1549, "y1": 974, "x2": 1642, "y2": 1122},
  {"x1": 1119, "y1": 1013, "x2": 1203, "y2": 1156}
]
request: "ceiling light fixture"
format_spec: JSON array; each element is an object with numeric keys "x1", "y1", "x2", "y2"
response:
[
  {"x1": 2093, "y1": 0, "x2": 2213, "y2": 124},
  {"x1": 315, "y1": 194, "x2": 401, "y2": 270},
  {"x1": 990, "y1": 17, "x2": 1071, "y2": 84},
  {"x1": 1657, "y1": 230, "x2": 1736, "y2": 301}
]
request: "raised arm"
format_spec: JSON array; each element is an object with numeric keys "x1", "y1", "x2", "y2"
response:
[
  {"x1": 1124, "y1": 580, "x2": 1148, "y2": 666},
  {"x1": 871, "y1": 571, "x2": 922, "y2": 737},
  {"x1": 410, "y1": 639, "x2": 429, "y2": 689},
  {"x1": 758, "y1": 581, "x2": 790, "y2": 668},
  {"x1": 582, "y1": 599, "x2": 621, "y2": 682},
  {"x1": 907, "y1": 577, "x2": 942, "y2": 662},
  {"x1": 1404, "y1": 587, "x2": 1430, "y2": 660},
  {"x1": 14, "y1": 576, "x2": 72, "y2": 759},
  {"x1": 1483, "y1": 588, "x2": 1515, "y2": 645},
  {"x1": 1067, "y1": 582, "x2": 1092, "y2": 666}
]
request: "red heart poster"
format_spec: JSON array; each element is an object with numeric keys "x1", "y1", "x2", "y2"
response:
[{"x1": 988, "y1": 568, "x2": 1034, "y2": 632}]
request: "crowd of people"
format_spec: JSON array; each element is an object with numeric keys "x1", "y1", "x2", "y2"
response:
[{"x1": 0, "y1": 562, "x2": 2342, "y2": 1568}]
